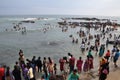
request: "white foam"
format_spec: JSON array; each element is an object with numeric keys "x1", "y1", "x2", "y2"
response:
[{"x1": 23, "y1": 18, "x2": 37, "y2": 21}]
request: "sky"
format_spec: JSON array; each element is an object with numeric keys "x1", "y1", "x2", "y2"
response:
[{"x1": 0, "y1": 0, "x2": 120, "y2": 16}]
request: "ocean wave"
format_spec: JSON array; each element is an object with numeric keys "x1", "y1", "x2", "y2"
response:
[
  {"x1": 39, "y1": 18, "x2": 57, "y2": 21},
  {"x1": 0, "y1": 17, "x2": 59, "y2": 23},
  {"x1": 23, "y1": 18, "x2": 38, "y2": 21},
  {"x1": 1, "y1": 18, "x2": 25, "y2": 21}
]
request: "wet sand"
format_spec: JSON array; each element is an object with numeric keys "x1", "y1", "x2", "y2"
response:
[{"x1": 107, "y1": 70, "x2": 120, "y2": 80}]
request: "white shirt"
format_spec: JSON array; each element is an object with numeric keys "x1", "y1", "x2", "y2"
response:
[
  {"x1": 28, "y1": 67, "x2": 34, "y2": 79},
  {"x1": 81, "y1": 43, "x2": 85, "y2": 48}
]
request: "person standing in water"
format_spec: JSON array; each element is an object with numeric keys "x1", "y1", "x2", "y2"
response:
[
  {"x1": 59, "y1": 57, "x2": 65, "y2": 72},
  {"x1": 69, "y1": 55, "x2": 75, "y2": 73},
  {"x1": 54, "y1": 63, "x2": 57, "y2": 75},
  {"x1": 27, "y1": 65, "x2": 35, "y2": 80},
  {"x1": 76, "y1": 57, "x2": 83, "y2": 73},
  {"x1": 36, "y1": 57, "x2": 42, "y2": 72},
  {"x1": 99, "y1": 45, "x2": 105, "y2": 57},
  {"x1": 12, "y1": 66, "x2": 22, "y2": 80},
  {"x1": 113, "y1": 49, "x2": 120, "y2": 67},
  {"x1": 106, "y1": 38, "x2": 109, "y2": 48},
  {"x1": 80, "y1": 42, "x2": 85, "y2": 54},
  {"x1": 105, "y1": 50, "x2": 110, "y2": 61},
  {"x1": 5, "y1": 67, "x2": 14, "y2": 80},
  {"x1": 47, "y1": 57, "x2": 54, "y2": 74}
]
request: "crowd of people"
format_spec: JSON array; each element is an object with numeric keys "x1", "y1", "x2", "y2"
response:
[
  {"x1": 0, "y1": 46, "x2": 119, "y2": 80},
  {"x1": 0, "y1": 24, "x2": 120, "y2": 80}
]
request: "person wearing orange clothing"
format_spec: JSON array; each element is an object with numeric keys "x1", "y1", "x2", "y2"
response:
[
  {"x1": 98, "y1": 58, "x2": 108, "y2": 75},
  {"x1": 105, "y1": 50, "x2": 110, "y2": 61}
]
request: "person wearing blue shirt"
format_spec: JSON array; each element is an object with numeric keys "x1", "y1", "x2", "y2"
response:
[{"x1": 113, "y1": 49, "x2": 120, "y2": 67}]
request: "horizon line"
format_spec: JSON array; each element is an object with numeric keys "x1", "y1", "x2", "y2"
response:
[{"x1": 0, "y1": 14, "x2": 120, "y2": 17}]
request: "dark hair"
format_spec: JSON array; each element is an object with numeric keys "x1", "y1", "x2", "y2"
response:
[
  {"x1": 63, "y1": 56, "x2": 67, "y2": 60},
  {"x1": 70, "y1": 54, "x2": 73, "y2": 57},
  {"x1": 20, "y1": 49, "x2": 23, "y2": 52},
  {"x1": 68, "y1": 53, "x2": 71, "y2": 56},
  {"x1": 19, "y1": 49, "x2": 23, "y2": 55},
  {"x1": 48, "y1": 57, "x2": 52, "y2": 64},
  {"x1": 87, "y1": 55, "x2": 89, "y2": 59},
  {"x1": 16, "y1": 61, "x2": 18, "y2": 64},
  {"x1": 14, "y1": 66, "x2": 17, "y2": 70},
  {"x1": 73, "y1": 69, "x2": 77, "y2": 73},
  {"x1": 32, "y1": 56, "x2": 36, "y2": 59},
  {"x1": 44, "y1": 57, "x2": 46, "y2": 60},
  {"x1": 38, "y1": 57, "x2": 41, "y2": 60},
  {"x1": 79, "y1": 57, "x2": 82, "y2": 60},
  {"x1": 89, "y1": 49, "x2": 91, "y2": 52},
  {"x1": 117, "y1": 49, "x2": 119, "y2": 52}
]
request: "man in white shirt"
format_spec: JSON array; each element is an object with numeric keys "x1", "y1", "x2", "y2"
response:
[{"x1": 80, "y1": 42, "x2": 85, "y2": 54}]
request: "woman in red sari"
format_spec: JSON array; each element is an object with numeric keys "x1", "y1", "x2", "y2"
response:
[
  {"x1": 59, "y1": 58, "x2": 65, "y2": 72},
  {"x1": 76, "y1": 57, "x2": 83, "y2": 73}
]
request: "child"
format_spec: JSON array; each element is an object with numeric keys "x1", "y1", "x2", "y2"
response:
[{"x1": 54, "y1": 63, "x2": 57, "y2": 75}]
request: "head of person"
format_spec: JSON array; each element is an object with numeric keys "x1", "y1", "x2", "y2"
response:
[
  {"x1": 38, "y1": 57, "x2": 41, "y2": 60},
  {"x1": 87, "y1": 55, "x2": 89, "y2": 58},
  {"x1": 89, "y1": 49, "x2": 91, "y2": 52},
  {"x1": 48, "y1": 57, "x2": 52, "y2": 63},
  {"x1": 107, "y1": 50, "x2": 110, "y2": 52},
  {"x1": 54, "y1": 63, "x2": 56, "y2": 66},
  {"x1": 16, "y1": 61, "x2": 18, "y2": 65},
  {"x1": 6, "y1": 66, "x2": 10, "y2": 71},
  {"x1": 26, "y1": 59, "x2": 29, "y2": 62},
  {"x1": 20, "y1": 49, "x2": 23, "y2": 52},
  {"x1": 19, "y1": 49, "x2": 23, "y2": 55},
  {"x1": 33, "y1": 56, "x2": 36, "y2": 59},
  {"x1": 79, "y1": 57, "x2": 82, "y2": 60},
  {"x1": 82, "y1": 41, "x2": 84, "y2": 44},
  {"x1": 73, "y1": 69, "x2": 77, "y2": 74},
  {"x1": 113, "y1": 45, "x2": 116, "y2": 48},
  {"x1": 71, "y1": 55, "x2": 73, "y2": 58},
  {"x1": 14, "y1": 66, "x2": 17, "y2": 70},
  {"x1": 102, "y1": 58, "x2": 107, "y2": 64},
  {"x1": 117, "y1": 49, "x2": 119, "y2": 52},
  {"x1": 48, "y1": 57, "x2": 51, "y2": 60},
  {"x1": 68, "y1": 53, "x2": 71, "y2": 56},
  {"x1": 27, "y1": 64, "x2": 31, "y2": 69}
]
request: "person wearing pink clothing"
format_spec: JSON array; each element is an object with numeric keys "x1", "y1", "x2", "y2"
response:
[
  {"x1": 89, "y1": 57, "x2": 94, "y2": 70},
  {"x1": 69, "y1": 55, "x2": 75, "y2": 73},
  {"x1": 59, "y1": 58, "x2": 65, "y2": 72},
  {"x1": 76, "y1": 57, "x2": 83, "y2": 73}
]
